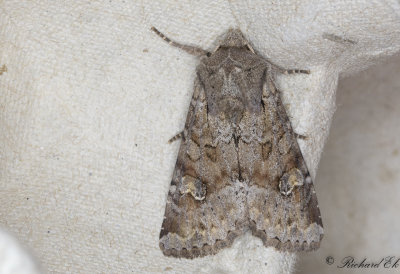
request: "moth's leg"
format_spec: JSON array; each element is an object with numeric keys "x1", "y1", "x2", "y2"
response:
[
  {"x1": 270, "y1": 63, "x2": 310, "y2": 75},
  {"x1": 281, "y1": 68, "x2": 310, "y2": 75},
  {"x1": 294, "y1": 132, "x2": 308, "y2": 140},
  {"x1": 246, "y1": 43, "x2": 255, "y2": 54},
  {"x1": 276, "y1": 66, "x2": 310, "y2": 75},
  {"x1": 168, "y1": 131, "x2": 184, "y2": 144},
  {"x1": 151, "y1": 27, "x2": 210, "y2": 57}
]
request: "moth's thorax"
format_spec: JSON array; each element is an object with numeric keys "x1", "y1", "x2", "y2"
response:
[
  {"x1": 200, "y1": 47, "x2": 259, "y2": 67},
  {"x1": 198, "y1": 47, "x2": 267, "y2": 124}
]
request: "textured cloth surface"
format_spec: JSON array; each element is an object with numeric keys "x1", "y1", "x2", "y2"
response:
[
  {"x1": 0, "y1": 1, "x2": 399, "y2": 274},
  {"x1": 0, "y1": 229, "x2": 41, "y2": 274},
  {"x1": 299, "y1": 53, "x2": 400, "y2": 274}
]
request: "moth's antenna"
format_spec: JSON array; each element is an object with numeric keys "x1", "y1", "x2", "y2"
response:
[{"x1": 151, "y1": 27, "x2": 210, "y2": 57}]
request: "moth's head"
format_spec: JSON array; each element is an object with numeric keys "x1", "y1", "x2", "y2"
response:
[
  {"x1": 220, "y1": 29, "x2": 248, "y2": 48},
  {"x1": 210, "y1": 29, "x2": 255, "y2": 55}
]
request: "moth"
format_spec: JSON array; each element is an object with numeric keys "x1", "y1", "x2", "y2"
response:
[{"x1": 152, "y1": 27, "x2": 323, "y2": 259}]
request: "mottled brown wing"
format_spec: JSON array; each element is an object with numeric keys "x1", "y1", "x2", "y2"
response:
[
  {"x1": 244, "y1": 71, "x2": 323, "y2": 251},
  {"x1": 159, "y1": 78, "x2": 247, "y2": 258}
]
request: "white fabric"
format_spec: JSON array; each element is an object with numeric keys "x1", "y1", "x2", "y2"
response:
[
  {"x1": 299, "y1": 54, "x2": 400, "y2": 274},
  {"x1": 0, "y1": 229, "x2": 41, "y2": 274},
  {"x1": 0, "y1": 1, "x2": 399, "y2": 273}
]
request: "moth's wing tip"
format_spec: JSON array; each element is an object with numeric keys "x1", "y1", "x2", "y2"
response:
[
  {"x1": 250, "y1": 220, "x2": 324, "y2": 252},
  {"x1": 159, "y1": 242, "x2": 210, "y2": 259},
  {"x1": 159, "y1": 230, "x2": 243, "y2": 258},
  {"x1": 261, "y1": 238, "x2": 323, "y2": 252}
]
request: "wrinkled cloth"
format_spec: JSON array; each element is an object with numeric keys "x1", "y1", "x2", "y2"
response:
[{"x1": 0, "y1": 1, "x2": 399, "y2": 273}]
